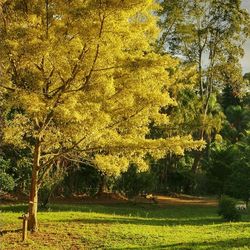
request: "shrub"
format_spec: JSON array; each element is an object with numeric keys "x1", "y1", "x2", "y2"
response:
[
  {"x1": 0, "y1": 157, "x2": 15, "y2": 193},
  {"x1": 0, "y1": 172, "x2": 15, "y2": 192},
  {"x1": 115, "y1": 165, "x2": 155, "y2": 198},
  {"x1": 218, "y1": 195, "x2": 241, "y2": 221}
]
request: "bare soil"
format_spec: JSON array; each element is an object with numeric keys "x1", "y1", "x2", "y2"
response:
[
  {"x1": 0, "y1": 192, "x2": 218, "y2": 206},
  {"x1": 155, "y1": 195, "x2": 218, "y2": 206},
  {"x1": 50, "y1": 192, "x2": 218, "y2": 206}
]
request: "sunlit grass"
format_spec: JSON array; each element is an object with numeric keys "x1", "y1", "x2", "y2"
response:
[{"x1": 1, "y1": 203, "x2": 249, "y2": 249}]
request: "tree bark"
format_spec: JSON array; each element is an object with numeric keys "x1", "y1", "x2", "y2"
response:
[
  {"x1": 191, "y1": 151, "x2": 202, "y2": 174},
  {"x1": 189, "y1": 151, "x2": 203, "y2": 194},
  {"x1": 28, "y1": 141, "x2": 41, "y2": 232},
  {"x1": 97, "y1": 174, "x2": 107, "y2": 196}
]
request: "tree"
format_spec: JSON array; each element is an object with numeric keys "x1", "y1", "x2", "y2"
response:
[
  {"x1": 205, "y1": 142, "x2": 234, "y2": 195},
  {"x1": 226, "y1": 135, "x2": 250, "y2": 205},
  {"x1": 244, "y1": 72, "x2": 250, "y2": 82},
  {"x1": 206, "y1": 133, "x2": 250, "y2": 204},
  {"x1": 206, "y1": 84, "x2": 250, "y2": 199},
  {"x1": 158, "y1": 0, "x2": 250, "y2": 174},
  {"x1": 223, "y1": 90, "x2": 250, "y2": 204},
  {"x1": 0, "y1": 0, "x2": 203, "y2": 232},
  {"x1": 116, "y1": 164, "x2": 155, "y2": 198}
]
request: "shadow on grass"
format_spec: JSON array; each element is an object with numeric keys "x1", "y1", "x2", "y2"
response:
[
  {"x1": 0, "y1": 203, "x2": 213, "y2": 217},
  {"x1": 1, "y1": 203, "x2": 249, "y2": 227},
  {"x1": 0, "y1": 228, "x2": 22, "y2": 236},
  {"x1": 120, "y1": 237, "x2": 250, "y2": 249},
  {"x1": 0, "y1": 204, "x2": 28, "y2": 213},
  {"x1": 55, "y1": 216, "x2": 223, "y2": 226}
]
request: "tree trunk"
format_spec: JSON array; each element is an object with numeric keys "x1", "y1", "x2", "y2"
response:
[
  {"x1": 28, "y1": 141, "x2": 41, "y2": 232},
  {"x1": 188, "y1": 151, "x2": 203, "y2": 194},
  {"x1": 191, "y1": 151, "x2": 202, "y2": 174},
  {"x1": 28, "y1": 166, "x2": 39, "y2": 232},
  {"x1": 97, "y1": 174, "x2": 107, "y2": 196}
]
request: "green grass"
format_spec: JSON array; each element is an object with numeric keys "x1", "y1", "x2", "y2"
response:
[{"x1": 0, "y1": 203, "x2": 250, "y2": 249}]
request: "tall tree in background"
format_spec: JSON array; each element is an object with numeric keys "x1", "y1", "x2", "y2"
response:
[
  {"x1": 158, "y1": 0, "x2": 250, "y2": 173},
  {"x1": 0, "y1": 0, "x2": 203, "y2": 232}
]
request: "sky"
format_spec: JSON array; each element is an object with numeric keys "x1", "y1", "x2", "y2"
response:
[{"x1": 241, "y1": 0, "x2": 250, "y2": 73}]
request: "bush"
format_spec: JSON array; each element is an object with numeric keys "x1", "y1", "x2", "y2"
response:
[
  {"x1": 218, "y1": 196, "x2": 241, "y2": 221},
  {"x1": 0, "y1": 172, "x2": 15, "y2": 192},
  {"x1": 0, "y1": 157, "x2": 15, "y2": 193},
  {"x1": 115, "y1": 165, "x2": 155, "y2": 198}
]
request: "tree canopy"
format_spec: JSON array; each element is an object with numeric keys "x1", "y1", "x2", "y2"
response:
[{"x1": 0, "y1": 0, "x2": 204, "y2": 231}]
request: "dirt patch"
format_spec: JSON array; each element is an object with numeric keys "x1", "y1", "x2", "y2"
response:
[
  {"x1": 0, "y1": 192, "x2": 22, "y2": 205},
  {"x1": 155, "y1": 195, "x2": 218, "y2": 206},
  {"x1": 52, "y1": 193, "x2": 218, "y2": 207},
  {"x1": 52, "y1": 192, "x2": 128, "y2": 204},
  {"x1": 1, "y1": 192, "x2": 218, "y2": 207}
]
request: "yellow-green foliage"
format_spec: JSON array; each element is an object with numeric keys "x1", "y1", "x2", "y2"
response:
[{"x1": 0, "y1": 0, "x2": 204, "y2": 176}]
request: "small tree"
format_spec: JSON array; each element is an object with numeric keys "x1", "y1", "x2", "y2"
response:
[
  {"x1": 226, "y1": 135, "x2": 250, "y2": 206},
  {"x1": 115, "y1": 164, "x2": 155, "y2": 198},
  {"x1": 218, "y1": 196, "x2": 241, "y2": 222}
]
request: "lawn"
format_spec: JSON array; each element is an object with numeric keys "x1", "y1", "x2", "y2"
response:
[{"x1": 0, "y1": 203, "x2": 250, "y2": 249}]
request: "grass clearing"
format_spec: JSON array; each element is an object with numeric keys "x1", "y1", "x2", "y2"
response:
[{"x1": 0, "y1": 203, "x2": 250, "y2": 249}]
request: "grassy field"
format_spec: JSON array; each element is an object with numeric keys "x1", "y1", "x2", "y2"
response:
[{"x1": 0, "y1": 202, "x2": 250, "y2": 249}]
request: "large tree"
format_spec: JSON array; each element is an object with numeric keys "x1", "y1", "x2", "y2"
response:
[
  {"x1": 0, "y1": 0, "x2": 203, "y2": 231},
  {"x1": 158, "y1": 0, "x2": 250, "y2": 173}
]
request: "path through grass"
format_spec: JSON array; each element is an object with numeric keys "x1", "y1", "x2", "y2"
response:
[{"x1": 0, "y1": 203, "x2": 249, "y2": 249}]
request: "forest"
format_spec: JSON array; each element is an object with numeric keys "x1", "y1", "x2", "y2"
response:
[{"x1": 0, "y1": 0, "x2": 250, "y2": 249}]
